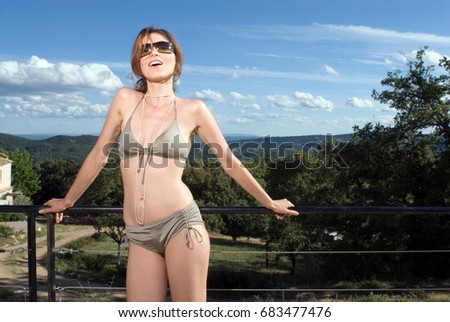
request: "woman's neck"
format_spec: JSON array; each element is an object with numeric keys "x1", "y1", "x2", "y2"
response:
[{"x1": 145, "y1": 81, "x2": 174, "y2": 98}]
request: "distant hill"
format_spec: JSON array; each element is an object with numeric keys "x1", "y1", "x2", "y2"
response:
[
  {"x1": 0, "y1": 132, "x2": 352, "y2": 164},
  {"x1": 0, "y1": 133, "x2": 98, "y2": 163},
  {"x1": 226, "y1": 133, "x2": 352, "y2": 160}
]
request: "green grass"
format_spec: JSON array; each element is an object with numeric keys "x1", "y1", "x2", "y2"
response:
[{"x1": 208, "y1": 235, "x2": 297, "y2": 290}]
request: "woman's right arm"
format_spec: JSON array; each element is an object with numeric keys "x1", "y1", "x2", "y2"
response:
[{"x1": 39, "y1": 88, "x2": 129, "y2": 220}]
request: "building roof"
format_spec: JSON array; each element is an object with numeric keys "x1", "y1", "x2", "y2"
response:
[{"x1": 0, "y1": 153, "x2": 12, "y2": 166}]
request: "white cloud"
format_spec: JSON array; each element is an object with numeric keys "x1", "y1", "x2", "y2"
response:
[
  {"x1": 230, "y1": 91, "x2": 256, "y2": 101},
  {"x1": 323, "y1": 65, "x2": 339, "y2": 76},
  {"x1": 0, "y1": 56, "x2": 123, "y2": 94},
  {"x1": 230, "y1": 23, "x2": 450, "y2": 46},
  {"x1": 346, "y1": 97, "x2": 375, "y2": 108},
  {"x1": 193, "y1": 89, "x2": 225, "y2": 102},
  {"x1": 292, "y1": 115, "x2": 310, "y2": 125},
  {"x1": 246, "y1": 103, "x2": 261, "y2": 110},
  {"x1": 0, "y1": 56, "x2": 120, "y2": 118},
  {"x1": 265, "y1": 94, "x2": 299, "y2": 110},
  {"x1": 230, "y1": 91, "x2": 260, "y2": 110},
  {"x1": 419, "y1": 49, "x2": 445, "y2": 65},
  {"x1": 264, "y1": 92, "x2": 334, "y2": 111},
  {"x1": 184, "y1": 64, "x2": 371, "y2": 84},
  {"x1": 2, "y1": 94, "x2": 109, "y2": 118},
  {"x1": 235, "y1": 117, "x2": 253, "y2": 124},
  {"x1": 320, "y1": 24, "x2": 450, "y2": 45},
  {"x1": 293, "y1": 91, "x2": 334, "y2": 111}
]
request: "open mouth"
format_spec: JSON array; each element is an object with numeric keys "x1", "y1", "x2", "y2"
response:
[{"x1": 148, "y1": 60, "x2": 163, "y2": 67}]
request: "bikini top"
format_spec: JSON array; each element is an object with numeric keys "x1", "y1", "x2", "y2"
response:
[{"x1": 118, "y1": 97, "x2": 194, "y2": 166}]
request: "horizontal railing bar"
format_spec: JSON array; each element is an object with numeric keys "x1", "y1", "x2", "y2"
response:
[
  {"x1": 1, "y1": 205, "x2": 450, "y2": 215},
  {"x1": 54, "y1": 286, "x2": 450, "y2": 293},
  {"x1": 57, "y1": 286, "x2": 125, "y2": 291},
  {"x1": 208, "y1": 287, "x2": 450, "y2": 293},
  {"x1": 0, "y1": 285, "x2": 29, "y2": 291},
  {"x1": 56, "y1": 248, "x2": 450, "y2": 255},
  {"x1": 210, "y1": 250, "x2": 450, "y2": 254}
]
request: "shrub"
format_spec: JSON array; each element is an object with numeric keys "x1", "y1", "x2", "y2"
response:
[{"x1": 0, "y1": 225, "x2": 14, "y2": 238}]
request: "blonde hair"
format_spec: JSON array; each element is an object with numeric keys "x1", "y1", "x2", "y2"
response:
[{"x1": 131, "y1": 26, "x2": 183, "y2": 93}]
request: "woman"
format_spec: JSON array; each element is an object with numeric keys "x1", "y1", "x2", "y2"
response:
[{"x1": 39, "y1": 26, "x2": 298, "y2": 302}]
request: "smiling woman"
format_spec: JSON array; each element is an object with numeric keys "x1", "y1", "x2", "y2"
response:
[
  {"x1": 39, "y1": 25, "x2": 298, "y2": 303},
  {"x1": 130, "y1": 26, "x2": 183, "y2": 94}
]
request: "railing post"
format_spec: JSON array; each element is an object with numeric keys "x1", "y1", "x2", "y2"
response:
[
  {"x1": 47, "y1": 214, "x2": 56, "y2": 302},
  {"x1": 26, "y1": 212, "x2": 37, "y2": 302}
]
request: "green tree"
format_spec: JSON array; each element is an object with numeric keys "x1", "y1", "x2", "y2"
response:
[
  {"x1": 33, "y1": 159, "x2": 80, "y2": 205},
  {"x1": 263, "y1": 217, "x2": 307, "y2": 275},
  {"x1": 369, "y1": 48, "x2": 450, "y2": 206},
  {"x1": 0, "y1": 148, "x2": 41, "y2": 199},
  {"x1": 263, "y1": 151, "x2": 347, "y2": 276},
  {"x1": 372, "y1": 47, "x2": 450, "y2": 145},
  {"x1": 328, "y1": 46, "x2": 450, "y2": 280},
  {"x1": 78, "y1": 156, "x2": 123, "y2": 206},
  {"x1": 184, "y1": 158, "x2": 270, "y2": 240},
  {"x1": 94, "y1": 214, "x2": 126, "y2": 267},
  {"x1": 34, "y1": 157, "x2": 123, "y2": 206}
]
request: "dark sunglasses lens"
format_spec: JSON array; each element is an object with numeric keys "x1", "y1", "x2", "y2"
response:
[
  {"x1": 140, "y1": 42, "x2": 173, "y2": 57},
  {"x1": 154, "y1": 42, "x2": 173, "y2": 53},
  {"x1": 140, "y1": 43, "x2": 152, "y2": 56}
]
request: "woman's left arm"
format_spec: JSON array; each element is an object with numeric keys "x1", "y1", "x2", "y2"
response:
[{"x1": 195, "y1": 101, "x2": 299, "y2": 219}]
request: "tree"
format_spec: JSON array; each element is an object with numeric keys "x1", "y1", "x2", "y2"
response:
[
  {"x1": 370, "y1": 47, "x2": 450, "y2": 206},
  {"x1": 183, "y1": 158, "x2": 269, "y2": 240},
  {"x1": 94, "y1": 214, "x2": 126, "y2": 267},
  {"x1": 263, "y1": 217, "x2": 307, "y2": 275},
  {"x1": 33, "y1": 160, "x2": 80, "y2": 205},
  {"x1": 372, "y1": 47, "x2": 450, "y2": 145},
  {"x1": 263, "y1": 151, "x2": 347, "y2": 276},
  {"x1": 1, "y1": 148, "x2": 41, "y2": 199},
  {"x1": 34, "y1": 157, "x2": 123, "y2": 206},
  {"x1": 331, "y1": 46, "x2": 450, "y2": 280},
  {"x1": 78, "y1": 156, "x2": 123, "y2": 206}
]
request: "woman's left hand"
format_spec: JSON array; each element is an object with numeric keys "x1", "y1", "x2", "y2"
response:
[
  {"x1": 39, "y1": 198, "x2": 68, "y2": 223},
  {"x1": 268, "y1": 199, "x2": 299, "y2": 220}
]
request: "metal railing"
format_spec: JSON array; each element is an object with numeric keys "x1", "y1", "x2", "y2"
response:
[{"x1": 1, "y1": 204, "x2": 450, "y2": 301}]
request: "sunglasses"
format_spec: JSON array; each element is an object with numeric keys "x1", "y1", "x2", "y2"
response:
[{"x1": 140, "y1": 41, "x2": 174, "y2": 57}]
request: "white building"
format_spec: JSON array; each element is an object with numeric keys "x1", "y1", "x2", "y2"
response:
[{"x1": 0, "y1": 153, "x2": 13, "y2": 205}]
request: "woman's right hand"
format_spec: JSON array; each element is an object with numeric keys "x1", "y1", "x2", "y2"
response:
[
  {"x1": 38, "y1": 198, "x2": 70, "y2": 223},
  {"x1": 268, "y1": 198, "x2": 299, "y2": 220}
]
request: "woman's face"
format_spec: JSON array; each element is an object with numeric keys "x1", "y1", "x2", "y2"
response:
[{"x1": 139, "y1": 32, "x2": 176, "y2": 84}]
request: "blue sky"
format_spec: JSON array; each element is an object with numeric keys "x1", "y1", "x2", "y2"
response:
[{"x1": 1, "y1": 0, "x2": 450, "y2": 138}]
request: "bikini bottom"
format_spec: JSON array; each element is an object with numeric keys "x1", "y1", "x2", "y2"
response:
[{"x1": 125, "y1": 200, "x2": 204, "y2": 255}]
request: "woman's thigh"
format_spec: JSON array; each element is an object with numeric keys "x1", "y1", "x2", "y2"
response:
[
  {"x1": 126, "y1": 242, "x2": 168, "y2": 302},
  {"x1": 164, "y1": 225, "x2": 210, "y2": 301}
]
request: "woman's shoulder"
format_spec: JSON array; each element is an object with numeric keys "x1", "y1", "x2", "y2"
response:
[
  {"x1": 177, "y1": 97, "x2": 208, "y2": 114},
  {"x1": 115, "y1": 87, "x2": 143, "y2": 101},
  {"x1": 111, "y1": 87, "x2": 144, "y2": 112}
]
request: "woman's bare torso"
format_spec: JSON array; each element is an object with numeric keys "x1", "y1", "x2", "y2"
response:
[
  {"x1": 118, "y1": 91, "x2": 198, "y2": 226},
  {"x1": 121, "y1": 157, "x2": 194, "y2": 226}
]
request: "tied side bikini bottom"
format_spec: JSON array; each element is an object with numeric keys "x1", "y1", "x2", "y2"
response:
[{"x1": 125, "y1": 200, "x2": 204, "y2": 255}]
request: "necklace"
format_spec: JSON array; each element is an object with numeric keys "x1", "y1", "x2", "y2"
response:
[
  {"x1": 134, "y1": 94, "x2": 176, "y2": 225},
  {"x1": 144, "y1": 93, "x2": 175, "y2": 98}
]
